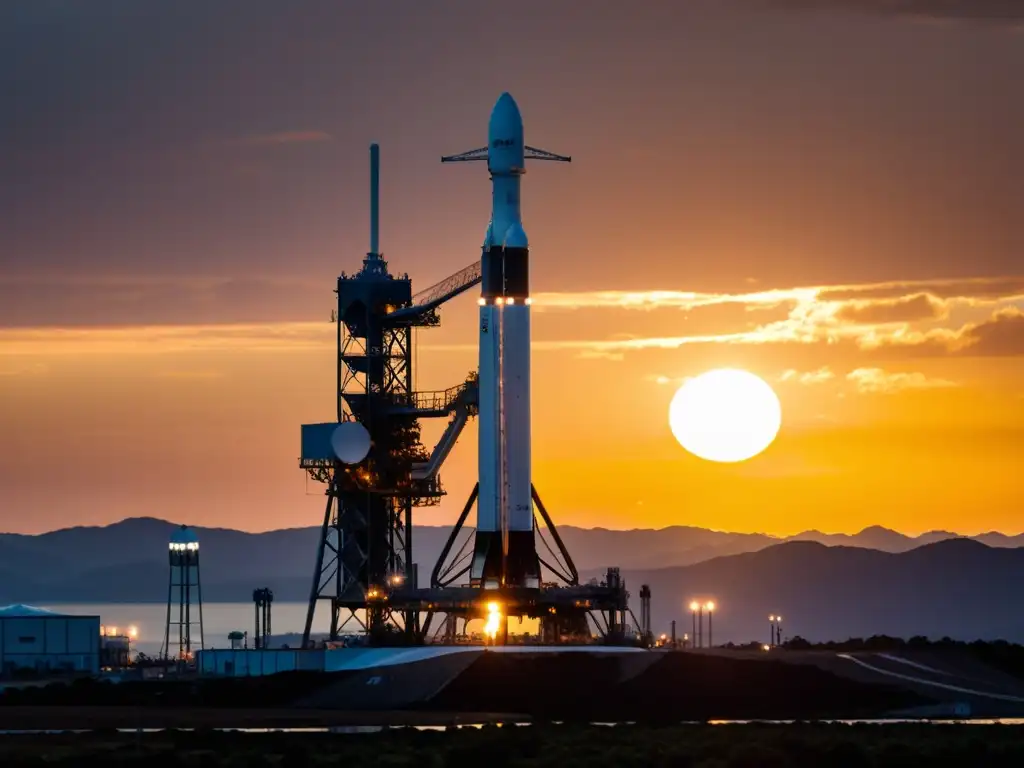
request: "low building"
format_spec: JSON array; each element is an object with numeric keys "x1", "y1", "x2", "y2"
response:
[
  {"x1": 0, "y1": 604, "x2": 100, "y2": 677},
  {"x1": 198, "y1": 647, "x2": 326, "y2": 677},
  {"x1": 99, "y1": 633, "x2": 132, "y2": 670}
]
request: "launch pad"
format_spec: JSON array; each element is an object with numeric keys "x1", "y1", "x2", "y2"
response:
[{"x1": 298, "y1": 96, "x2": 648, "y2": 649}]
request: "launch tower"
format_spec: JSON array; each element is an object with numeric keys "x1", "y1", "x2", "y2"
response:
[
  {"x1": 298, "y1": 98, "x2": 641, "y2": 647},
  {"x1": 299, "y1": 144, "x2": 482, "y2": 647}
]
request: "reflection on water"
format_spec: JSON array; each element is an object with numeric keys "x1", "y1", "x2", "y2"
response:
[{"x1": 3, "y1": 719, "x2": 1024, "y2": 735}]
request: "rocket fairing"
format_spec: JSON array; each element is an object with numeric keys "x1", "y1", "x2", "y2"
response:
[{"x1": 471, "y1": 93, "x2": 541, "y2": 590}]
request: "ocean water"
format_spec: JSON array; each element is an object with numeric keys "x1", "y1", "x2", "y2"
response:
[
  {"x1": 43, "y1": 602, "x2": 331, "y2": 657},
  {"x1": 42, "y1": 602, "x2": 544, "y2": 657}
]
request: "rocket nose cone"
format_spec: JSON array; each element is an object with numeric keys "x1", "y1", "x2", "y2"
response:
[
  {"x1": 495, "y1": 91, "x2": 517, "y2": 111},
  {"x1": 488, "y1": 92, "x2": 523, "y2": 141},
  {"x1": 488, "y1": 93, "x2": 525, "y2": 172}
]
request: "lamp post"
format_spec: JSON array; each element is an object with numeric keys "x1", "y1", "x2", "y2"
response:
[
  {"x1": 690, "y1": 601, "x2": 699, "y2": 649},
  {"x1": 776, "y1": 615, "x2": 783, "y2": 647},
  {"x1": 769, "y1": 615, "x2": 776, "y2": 648},
  {"x1": 705, "y1": 601, "x2": 715, "y2": 648}
]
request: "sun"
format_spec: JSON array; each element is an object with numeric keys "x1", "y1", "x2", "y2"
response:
[{"x1": 669, "y1": 368, "x2": 782, "y2": 463}]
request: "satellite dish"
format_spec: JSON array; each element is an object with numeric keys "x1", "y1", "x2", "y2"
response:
[{"x1": 331, "y1": 421, "x2": 371, "y2": 464}]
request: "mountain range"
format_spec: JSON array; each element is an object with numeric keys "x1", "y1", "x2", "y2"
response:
[{"x1": 3, "y1": 517, "x2": 1023, "y2": 642}]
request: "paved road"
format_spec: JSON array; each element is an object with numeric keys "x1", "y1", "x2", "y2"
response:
[{"x1": 836, "y1": 654, "x2": 1024, "y2": 703}]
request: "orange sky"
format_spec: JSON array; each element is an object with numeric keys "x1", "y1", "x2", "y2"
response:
[
  {"x1": 1, "y1": 1, "x2": 1022, "y2": 535},
  {"x1": 2, "y1": 277, "x2": 1022, "y2": 535}
]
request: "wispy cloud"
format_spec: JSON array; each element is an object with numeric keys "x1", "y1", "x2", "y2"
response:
[
  {"x1": 2, "y1": 277, "x2": 1022, "y2": 362},
  {"x1": 846, "y1": 368, "x2": 959, "y2": 394},
  {"x1": 530, "y1": 277, "x2": 1024, "y2": 358},
  {"x1": 860, "y1": 307, "x2": 1024, "y2": 356},
  {"x1": 834, "y1": 292, "x2": 947, "y2": 324},
  {"x1": 533, "y1": 287, "x2": 815, "y2": 312},
  {"x1": 779, "y1": 367, "x2": 836, "y2": 385},
  {"x1": 0, "y1": 323, "x2": 332, "y2": 356},
  {"x1": 817, "y1": 277, "x2": 1024, "y2": 302},
  {"x1": 0, "y1": 361, "x2": 48, "y2": 376}
]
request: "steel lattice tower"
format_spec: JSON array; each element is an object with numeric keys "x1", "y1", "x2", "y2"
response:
[{"x1": 164, "y1": 525, "x2": 204, "y2": 661}]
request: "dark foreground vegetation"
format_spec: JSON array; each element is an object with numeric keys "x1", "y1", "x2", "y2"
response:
[
  {"x1": 2, "y1": 724, "x2": 1024, "y2": 767},
  {"x1": 0, "y1": 672, "x2": 341, "y2": 708}
]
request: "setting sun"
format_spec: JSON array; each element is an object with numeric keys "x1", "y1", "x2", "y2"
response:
[{"x1": 669, "y1": 369, "x2": 782, "y2": 463}]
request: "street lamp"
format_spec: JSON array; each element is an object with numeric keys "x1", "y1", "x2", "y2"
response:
[
  {"x1": 776, "y1": 615, "x2": 783, "y2": 647},
  {"x1": 769, "y1": 615, "x2": 776, "y2": 648},
  {"x1": 689, "y1": 601, "x2": 700, "y2": 649},
  {"x1": 705, "y1": 601, "x2": 715, "y2": 648}
]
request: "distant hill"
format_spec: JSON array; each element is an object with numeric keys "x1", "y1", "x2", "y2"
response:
[
  {"x1": 3, "y1": 518, "x2": 1023, "y2": 644},
  {"x1": 623, "y1": 538, "x2": 1024, "y2": 644}
]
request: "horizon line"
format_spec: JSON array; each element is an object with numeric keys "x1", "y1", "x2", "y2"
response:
[{"x1": 4, "y1": 515, "x2": 1023, "y2": 541}]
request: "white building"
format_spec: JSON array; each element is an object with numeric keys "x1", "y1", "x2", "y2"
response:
[{"x1": 0, "y1": 604, "x2": 100, "y2": 677}]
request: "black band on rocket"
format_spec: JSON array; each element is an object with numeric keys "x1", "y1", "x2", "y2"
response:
[{"x1": 481, "y1": 246, "x2": 529, "y2": 299}]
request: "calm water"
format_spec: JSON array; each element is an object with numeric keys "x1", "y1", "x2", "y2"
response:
[
  {"x1": 45, "y1": 602, "x2": 538, "y2": 657},
  {"x1": 43, "y1": 602, "x2": 328, "y2": 657}
]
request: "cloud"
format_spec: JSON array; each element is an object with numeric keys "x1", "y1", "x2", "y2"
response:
[
  {"x1": 779, "y1": 367, "x2": 835, "y2": 385},
  {"x1": 535, "y1": 277, "x2": 1024, "y2": 315},
  {"x1": 861, "y1": 307, "x2": 1024, "y2": 356},
  {"x1": 964, "y1": 308, "x2": 1024, "y2": 356},
  {"x1": 834, "y1": 293, "x2": 947, "y2": 324},
  {"x1": 0, "y1": 362, "x2": 48, "y2": 376},
  {"x1": 530, "y1": 277, "x2": 1024, "y2": 358},
  {"x1": 233, "y1": 131, "x2": 332, "y2": 147},
  {"x1": 0, "y1": 323, "x2": 332, "y2": 356},
  {"x1": 846, "y1": 367, "x2": 959, "y2": 394},
  {"x1": 576, "y1": 348, "x2": 626, "y2": 361},
  {"x1": 750, "y1": 0, "x2": 1024, "y2": 23},
  {"x1": 2, "y1": 276, "x2": 1021, "y2": 363},
  {"x1": 533, "y1": 287, "x2": 812, "y2": 313},
  {"x1": 817, "y1": 277, "x2": 1024, "y2": 302}
]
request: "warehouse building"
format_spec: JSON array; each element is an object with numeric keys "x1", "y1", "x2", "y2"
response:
[{"x1": 0, "y1": 604, "x2": 100, "y2": 677}]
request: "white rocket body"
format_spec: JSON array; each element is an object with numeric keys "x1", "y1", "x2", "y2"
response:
[{"x1": 471, "y1": 93, "x2": 540, "y2": 590}]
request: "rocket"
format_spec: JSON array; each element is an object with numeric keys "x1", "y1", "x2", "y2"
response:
[
  {"x1": 473, "y1": 93, "x2": 540, "y2": 590},
  {"x1": 442, "y1": 92, "x2": 568, "y2": 590}
]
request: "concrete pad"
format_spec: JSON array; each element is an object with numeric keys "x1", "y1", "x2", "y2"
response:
[{"x1": 299, "y1": 651, "x2": 484, "y2": 710}]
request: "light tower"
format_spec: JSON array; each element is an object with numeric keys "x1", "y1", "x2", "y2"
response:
[
  {"x1": 164, "y1": 525, "x2": 204, "y2": 661},
  {"x1": 253, "y1": 587, "x2": 273, "y2": 649}
]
